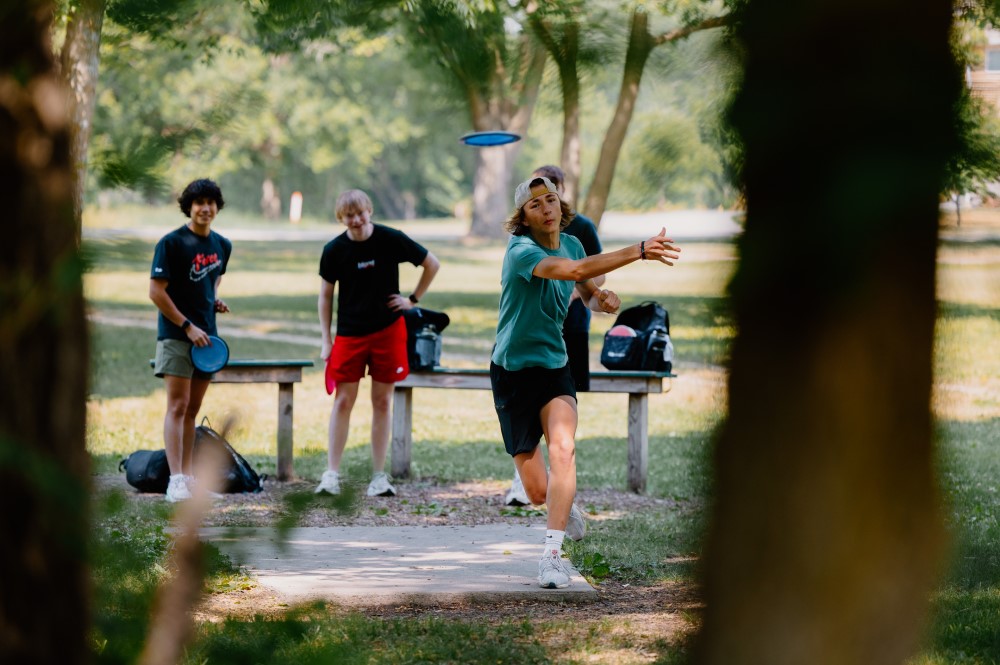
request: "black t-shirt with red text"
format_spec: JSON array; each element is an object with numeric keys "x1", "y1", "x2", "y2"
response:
[
  {"x1": 319, "y1": 224, "x2": 428, "y2": 336},
  {"x1": 151, "y1": 225, "x2": 232, "y2": 341}
]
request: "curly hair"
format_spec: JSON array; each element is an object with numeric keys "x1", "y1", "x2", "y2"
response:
[
  {"x1": 503, "y1": 198, "x2": 575, "y2": 236},
  {"x1": 177, "y1": 179, "x2": 225, "y2": 218}
]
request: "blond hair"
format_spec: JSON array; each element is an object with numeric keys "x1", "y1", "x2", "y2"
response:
[{"x1": 335, "y1": 189, "x2": 373, "y2": 221}]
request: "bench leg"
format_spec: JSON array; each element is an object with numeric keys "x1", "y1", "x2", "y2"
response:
[
  {"x1": 391, "y1": 386, "x2": 413, "y2": 478},
  {"x1": 627, "y1": 392, "x2": 649, "y2": 493},
  {"x1": 276, "y1": 382, "x2": 294, "y2": 481}
]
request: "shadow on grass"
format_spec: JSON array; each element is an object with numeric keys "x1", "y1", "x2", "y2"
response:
[
  {"x1": 920, "y1": 418, "x2": 1000, "y2": 663},
  {"x1": 938, "y1": 301, "x2": 1000, "y2": 322}
]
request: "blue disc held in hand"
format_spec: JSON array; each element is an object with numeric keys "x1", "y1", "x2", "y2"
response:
[{"x1": 190, "y1": 335, "x2": 229, "y2": 373}]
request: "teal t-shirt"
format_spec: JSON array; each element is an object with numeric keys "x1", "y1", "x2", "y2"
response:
[{"x1": 491, "y1": 233, "x2": 586, "y2": 371}]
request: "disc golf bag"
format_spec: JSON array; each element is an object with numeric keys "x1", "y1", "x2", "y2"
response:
[
  {"x1": 600, "y1": 300, "x2": 673, "y2": 373},
  {"x1": 194, "y1": 419, "x2": 265, "y2": 493},
  {"x1": 403, "y1": 307, "x2": 450, "y2": 371},
  {"x1": 119, "y1": 418, "x2": 265, "y2": 493}
]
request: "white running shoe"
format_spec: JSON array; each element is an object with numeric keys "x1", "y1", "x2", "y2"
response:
[
  {"x1": 315, "y1": 469, "x2": 341, "y2": 495},
  {"x1": 538, "y1": 551, "x2": 572, "y2": 589},
  {"x1": 566, "y1": 503, "x2": 587, "y2": 541},
  {"x1": 367, "y1": 471, "x2": 397, "y2": 497},
  {"x1": 165, "y1": 475, "x2": 192, "y2": 503},
  {"x1": 505, "y1": 470, "x2": 530, "y2": 506}
]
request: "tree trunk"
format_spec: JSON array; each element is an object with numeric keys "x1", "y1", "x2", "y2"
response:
[
  {"x1": 260, "y1": 176, "x2": 282, "y2": 220},
  {"x1": 693, "y1": 1, "x2": 958, "y2": 664},
  {"x1": 529, "y1": 11, "x2": 583, "y2": 205},
  {"x1": 467, "y1": 40, "x2": 546, "y2": 239},
  {"x1": 1, "y1": 2, "x2": 91, "y2": 664},
  {"x1": 581, "y1": 9, "x2": 655, "y2": 226},
  {"x1": 60, "y1": 0, "x2": 107, "y2": 240},
  {"x1": 581, "y1": 11, "x2": 729, "y2": 227},
  {"x1": 469, "y1": 144, "x2": 524, "y2": 238},
  {"x1": 558, "y1": 23, "x2": 582, "y2": 207}
]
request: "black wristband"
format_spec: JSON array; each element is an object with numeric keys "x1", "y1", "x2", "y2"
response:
[
  {"x1": 408, "y1": 294, "x2": 419, "y2": 304},
  {"x1": 181, "y1": 319, "x2": 192, "y2": 330}
]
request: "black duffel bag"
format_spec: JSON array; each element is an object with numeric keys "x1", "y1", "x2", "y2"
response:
[
  {"x1": 119, "y1": 419, "x2": 265, "y2": 493},
  {"x1": 600, "y1": 301, "x2": 674, "y2": 373}
]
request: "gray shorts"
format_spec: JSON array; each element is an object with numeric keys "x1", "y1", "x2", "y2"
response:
[{"x1": 154, "y1": 339, "x2": 214, "y2": 380}]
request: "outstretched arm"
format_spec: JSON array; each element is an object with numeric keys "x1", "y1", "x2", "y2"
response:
[{"x1": 533, "y1": 228, "x2": 680, "y2": 282}]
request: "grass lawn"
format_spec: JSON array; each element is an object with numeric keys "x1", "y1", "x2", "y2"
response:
[{"x1": 84, "y1": 206, "x2": 1000, "y2": 664}]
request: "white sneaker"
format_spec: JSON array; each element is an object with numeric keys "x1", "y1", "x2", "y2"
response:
[
  {"x1": 538, "y1": 551, "x2": 572, "y2": 589},
  {"x1": 315, "y1": 469, "x2": 341, "y2": 495},
  {"x1": 505, "y1": 470, "x2": 530, "y2": 506},
  {"x1": 566, "y1": 503, "x2": 587, "y2": 541},
  {"x1": 367, "y1": 471, "x2": 396, "y2": 497},
  {"x1": 165, "y1": 475, "x2": 192, "y2": 503}
]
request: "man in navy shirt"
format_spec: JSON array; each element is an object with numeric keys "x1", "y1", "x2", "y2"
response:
[{"x1": 150, "y1": 179, "x2": 232, "y2": 503}]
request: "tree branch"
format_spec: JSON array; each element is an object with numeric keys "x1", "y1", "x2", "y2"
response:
[{"x1": 654, "y1": 14, "x2": 731, "y2": 46}]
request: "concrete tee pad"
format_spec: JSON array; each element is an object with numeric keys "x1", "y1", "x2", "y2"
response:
[{"x1": 200, "y1": 525, "x2": 597, "y2": 606}]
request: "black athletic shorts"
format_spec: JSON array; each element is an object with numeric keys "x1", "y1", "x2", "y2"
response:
[
  {"x1": 562, "y1": 329, "x2": 591, "y2": 392},
  {"x1": 490, "y1": 362, "x2": 577, "y2": 457}
]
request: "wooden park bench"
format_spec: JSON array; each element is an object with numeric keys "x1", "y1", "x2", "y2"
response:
[
  {"x1": 390, "y1": 367, "x2": 674, "y2": 493},
  {"x1": 149, "y1": 359, "x2": 313, "y2": 481}
]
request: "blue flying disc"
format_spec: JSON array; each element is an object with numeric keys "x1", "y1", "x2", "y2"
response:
[
  {"x1": 190, "y1": 335, "x2": 229, "y2": 373},
  {"x1": 460, "y1": 131, "x2": 521, "y2": 147}
]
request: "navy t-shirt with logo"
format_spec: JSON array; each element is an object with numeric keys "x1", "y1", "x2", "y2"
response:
[
  {"x1": 319, "y1": 224, "x2": 429, "y2": 336},
  {"x1": 150, "y1": 225, "x2": 232, "y2": 341}
]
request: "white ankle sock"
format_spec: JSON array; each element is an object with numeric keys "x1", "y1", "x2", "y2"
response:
[{"x1": 543, "y1": 529, "x2": 565, "y2": 557}]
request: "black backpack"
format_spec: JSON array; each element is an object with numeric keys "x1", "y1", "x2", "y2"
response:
[
  {"x1": 402, "y1": 307, "x2": 450, "y2": 371},
  {"x1": 119, "y1": 419, "x2": 265, "y2": 493},
  {"x1": 600, "y1": 301, "x2": 674, "y2": 373}
]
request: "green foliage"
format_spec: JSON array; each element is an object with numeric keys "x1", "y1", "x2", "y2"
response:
[
  {"x1": 91, "y1": 4, "x2": 472, "y2": 218},
  {"x1": 618, "y1": 112, "x2": 728, "y2": 208},
  {"x1": 942, "y1": 89, "x2": 1000, "y2": 202},
  {"x1": 190, "y1": 611, "x2": 549, "y2": 664}
]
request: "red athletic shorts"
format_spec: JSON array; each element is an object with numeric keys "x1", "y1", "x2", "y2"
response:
[{"x1": 325, "y1": 316, "x2": 409, "y2": 393}]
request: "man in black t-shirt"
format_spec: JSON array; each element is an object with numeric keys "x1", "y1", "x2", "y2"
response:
[
  {"x1": 150, "y1": 178, "x2": 232, "y2": 503},
  {"x1": 316, "y1": 189, "x2": 440, "y2": 498}
]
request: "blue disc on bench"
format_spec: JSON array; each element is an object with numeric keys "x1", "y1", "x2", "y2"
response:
[{"x1": 190, "y1": 335, "x2": 229, "y2": 373}]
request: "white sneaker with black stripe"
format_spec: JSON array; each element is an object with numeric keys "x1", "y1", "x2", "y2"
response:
[
  {"x1": 505, "y1": 470, "x2": 530, "y2": 506},
  {"x1": 367, "y1": 471, "x2": 396, "y2": 497},
  {"x1": 538, "y1": 550, "x2": 572, "y2": 589},
  {"x1": 566, "y1": 503, "x2": 587, "y2": 541}
]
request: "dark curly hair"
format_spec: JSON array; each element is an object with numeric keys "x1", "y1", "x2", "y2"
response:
[{"x1": 178, "y1": 179, "x2": 225, "y2": 218}]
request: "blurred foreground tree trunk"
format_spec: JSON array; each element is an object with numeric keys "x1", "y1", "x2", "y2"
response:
[
  {"x1": 693, "y1": 0, "x2": 958, "y2": 663},
  {"x1": 0, "y1": 1, "x2": 91, "y2": 663}
]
